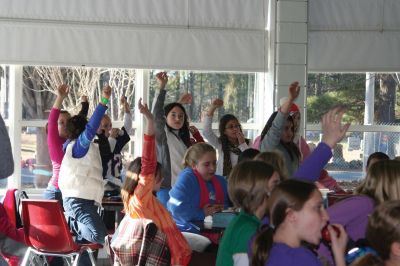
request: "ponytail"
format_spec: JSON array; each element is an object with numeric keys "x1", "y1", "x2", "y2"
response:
[{"x1": 251, "y1": 225, "x2": 275, "y2": 266}]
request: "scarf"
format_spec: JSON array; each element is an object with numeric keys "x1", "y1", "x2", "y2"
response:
[
  {"x1": 193, "y1": 169, "x2": 224, "y2": 208},
  {"x1": 222, "y1": 137, "x2": 242, "y2": 177}
]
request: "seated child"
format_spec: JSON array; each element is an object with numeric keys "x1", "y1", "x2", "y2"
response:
[
  {"x1": 167, "y1": 142, "x2": 230, "y2": 232},
  {"x1": 115, "y1": 98, "x2": 191, "y2": 266}
]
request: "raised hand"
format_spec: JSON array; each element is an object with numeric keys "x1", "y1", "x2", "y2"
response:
[
  {"x1": 102, "y1": 85, "x2": 112, "y2": 100},
  {"x1": 56, "y1": 84, "x2": 69, "y2": 99},
  {"x1": 110, "y1": 128, "x2": 120, "y2": 138},
  {"x1": 189, "y1": 125, "x2": 199, "y2": 135},
  {"x1": 80, "y1": 95, "x2": 88, "y2": 102},
  {"x1": 288, "y1": 81, "x2": 300, "y2": 101},
  {"x1": 156, "y1": 72, "x2": 168, "y2": 89},
  {"x1": 138, "y1": 98, "x2": 153, "y2": 120},
  {"x1": 321, "y1": 107, "x2": 350, "y2": 149},
  {"x1": 211, "y1": 98, "x2": 224, "y2": 108},
  {"x1": 178, "y1": 93, "x2": 192, "y2": 105}
]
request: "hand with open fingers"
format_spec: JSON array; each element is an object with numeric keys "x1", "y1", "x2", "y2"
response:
[
  {"x1": 56, "y1": 84, "x2": 69, "y2": 99},
  {"x1": 329, "y1": 224, "x2": 348, "y2": 266},
  {"x1": 156, "y1": 72, "x2": 168, "y2": 88},
  {"x1": 211, "y1": 98, "x2": 224, "y2": 109},
  {"x1": 138, "y1": 98, "x2": 153, "y2": 120},
  {"x1": 288, "y1": 81, "x2": 300, "y2": 101},
  {"x1": 321, "y1": 107, "x2": 351, "y2": 149},
  {"x1": 178, "y1": 93, "x2": 193, "y2": 105},
  {"x1": 120, "y1": 95, "x2": 127, "y2": 104},
  {"x1": 102, "y1": 85, "x2": 112, "y2": 99},
  {"x1": 80, "y1": 95, "x2": 88, "y2": 102}
]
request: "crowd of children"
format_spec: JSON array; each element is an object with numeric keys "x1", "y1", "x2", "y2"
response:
[{"x1": 2, "y1": 72, "x2": 400, "y2": 266}]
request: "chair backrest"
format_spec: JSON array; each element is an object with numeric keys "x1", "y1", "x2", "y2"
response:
[
  {"x1": 1, "y1": 189, "x2": 18, "y2": 228},
  {"x1": 21, "y1": 199, "x2": 78, "y2": 253}
]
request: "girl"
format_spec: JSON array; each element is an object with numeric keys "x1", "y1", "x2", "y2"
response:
[
  {"x1": 153, "y1": 72, "x2": 192, "y2": 206},
  {"x1": 58, "y1": 85, "x2": 111, "y2": 250},
  {"x1": 216, "y1": 160, "x2": 280, "y2": 266},
  {"x1": 259, "y1": 82, "x2": 301, "y2": 177},
  {"x1": 251, "y1": 179, "x2": 348, "y2": 266},
  {"x1": 44, "y1": 84, "x2": 88, "y2": 203},
  {"x1": 318, "y1": 159, "x2": 400, "y2": 264},
  {"x1": 115, "y1": 98, "x2": 191, "y2": 266},
  {"x1": 203, "y1": 98, "x2": 251, "y2": 177},
  {"x1": 167, "y1": 142, "x2": 230, "y2": 232}
]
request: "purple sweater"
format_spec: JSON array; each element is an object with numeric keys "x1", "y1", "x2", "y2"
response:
[
  {"x1": 317, "y1": 195, "x2": 375, "y2": 264},
  {"x1": 266, "y1": 243, "x2": 322, "y2": 266}
]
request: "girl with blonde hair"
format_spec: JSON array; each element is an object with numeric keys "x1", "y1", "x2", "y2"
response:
[{"x1": 318, "y1": 160, "x2": 400, "y2": 264}]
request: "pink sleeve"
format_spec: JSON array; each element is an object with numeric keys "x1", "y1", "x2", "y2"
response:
[
  {"x1": 299, "y1": 136, "x2": 311, "y2": 159},
  {"x1": 47, "y1": 108, "x2": 66, "y2": 164}
]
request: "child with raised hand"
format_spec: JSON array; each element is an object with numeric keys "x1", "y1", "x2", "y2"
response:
[
  {"x1": 118, "y1": 98, "x2": 191, "y2": 266},
  {"x1": 260, "y1": 81, "x2": 302, "y2": 177},
  {"x1": 251, "y1": 179, "x2": 348, "y2": 266},
  {"x1": 96, "y1": 95, "x2": 132, "y2": 187},
  {"x1": 44, "y1": 84, "x2": 89, "y2": 203},
  {"x1": 203, "y1": 98, "x2": 251, "y2": 177},
  {"x1": 216, "y1": 160, "x2": 280, "y2": 266},
  {"x1": 59, "y1": 85, "x2": 112, "y2": 250},
  {"x1": 167, "y1": 142, "x2": 230, "y2": 232},
  {"x1": 153, "y1": 72, "x2": 192, "y2": 206}
]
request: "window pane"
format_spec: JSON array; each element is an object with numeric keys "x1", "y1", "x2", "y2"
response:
[
  {"x1": 307, "y1": 73, "x2": 366, "y2": 124},
  {"x1": 21, "y1": 126, "x2": 51, "y2": 189},
  {"x1": 0, "y1": 66, "x2": 10, "y2": 120},
  {"x1": 22, "y1": 66, "x2": 136, "y2": 121},
  {"x1": 149, "y1": 71, "x2": 256, "y2": 124}
]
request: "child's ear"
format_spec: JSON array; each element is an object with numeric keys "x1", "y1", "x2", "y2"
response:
[
  {"x1": 390, "y1": 241, "x2": 400, "y2": 257},
  {"x1": 286, "y1": 208, "x2": 297, "y2": 223}
]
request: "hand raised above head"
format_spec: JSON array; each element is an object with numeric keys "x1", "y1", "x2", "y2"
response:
[
  {"x1": 321, "y1": 106, "x2": 351, "y2": 149},
  {"x1": 102, "y1": 85, "x2": 112, "y2": 99},
  {"x1": 178, "y1": 93, "x2": 192, "y2": 105},
  {"x1": 56, "y1": 84, "x2": 69, "y2": 98},
  {"x1": 80, "y1": 95, "x2": 88, "y2": 102},
  {"x1": 288, "y1": 81, "x2": 300, "y2": 101},
  {"x1": 211, "y1": 98, "x2": 224, "y2": 108},
  {"x1": 138, "y1": 98, "x2": 153, "y2": 120},
  {"x1": 156, "y1": 72, "x2": 168, "y2": 88}
]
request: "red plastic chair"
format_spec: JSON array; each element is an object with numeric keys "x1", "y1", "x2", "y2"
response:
[
  {"x1": 1, "y1": 188, "x2": 18, "y2": 228},
  {"x1": 20, "y1": 199, "x2": 102, "y2": 266}
]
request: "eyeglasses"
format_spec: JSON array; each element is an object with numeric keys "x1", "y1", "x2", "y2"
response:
[{"x1": 225, "y1": 124, "x2": 241, "y2": 130}]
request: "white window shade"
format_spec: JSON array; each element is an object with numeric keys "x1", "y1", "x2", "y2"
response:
[
  {"x1": 308, "y1": 0, "x2": 400, "y2": 72},
  {"x1": 0, "y1": 0, "x2": 268, "y2": 72}
]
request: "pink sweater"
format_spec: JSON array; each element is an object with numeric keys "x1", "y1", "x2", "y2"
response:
[{"x1": 47, "y1": 108, "x2": 66, "y2": 189}]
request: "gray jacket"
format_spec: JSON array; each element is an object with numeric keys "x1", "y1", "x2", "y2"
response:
[{"x1": 260, "y1": 111, "x2": 299, "y2": 177}]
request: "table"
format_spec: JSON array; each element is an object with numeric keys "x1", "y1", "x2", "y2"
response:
[{"x1": 102, "y1": 197, "x2": 124, "y2": 229}]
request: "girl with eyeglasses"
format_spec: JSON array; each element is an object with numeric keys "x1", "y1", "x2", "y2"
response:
[{"x1": 203, "y1": 98, "x2": 251, "y2": 177}]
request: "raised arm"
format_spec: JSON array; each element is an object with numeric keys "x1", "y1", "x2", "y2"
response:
[
  {"x1": 77, "y1": 95, "x2": 89, "y2": 117},
  {"x1": 293, "y1": 107, "x2": 350, "y2": 181},
  {"x1": 260, "y1": 82, "x2": 300, "y2": 152},
  {"x1": 121, "y1": 96, "x2": 132, "y2": 132},
  {"x1": 152, "y1": 72, "x2": 168, "y2": 143},
  {"x1": 0, "y1": 114, "x2": 13, "y2": 179},
  {"x1": 72, "y1": 86, "x2": 111, "y2": 158},
  {"x1": 203, "y1": 98, "x2": 223, "y2": 146},
  {"x1": 48, "y1": 84, "x2": 69, "y2": 163},
  {"x1": 138, "y1": 98, "x2": 157, "y2": 177}
]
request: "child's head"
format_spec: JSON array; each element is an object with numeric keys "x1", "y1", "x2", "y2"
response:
[
  {"x1": 65, "y1": 115, "x2": 88, "y2": 140},
  {"x1": 183, "y1": 143, "x2": 217, "y2": 181},
  {"x1": 366, "y1": 200, "x2": 400, "y2": 262},
  {"x1": 356, "y1": 160, "x2": 400, "y2": 204},
  {"x1": 219, "y1": 114, "x2": 242, "y2": 143},
  {"x1": 268, "y1": 179, "x2": 328, "y2": 245},
  {"x1": 366, "y1": 152, "x2": 389, "y2": 170},
  {"x1": 57, "y1": 110, "x2": 71, "y2": 138},
  {"x1": 228, "y1": 160, "x2": 277, "y2": 216},
  {"x1": 97, "y1": 115, "x2": 112, "y2": 137},
  {"x1": 255, "y1": 151, "x2": 288, "y2": 181},
  {"x1": 121, "y1": 157, "x2": 162, "y2": 212},
  {"x1": 164, "y1": 102, "x2": 188, "y2": 130},
  {"x1": 238, "y1": 148, "x2": 260, "y2": 163},
  {"x1": 251, "y1": 179, "x2": 328, "y2": 266}
]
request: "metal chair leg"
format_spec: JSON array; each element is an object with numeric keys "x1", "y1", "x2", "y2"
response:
[
  {"x1": 88, "y1": 249, "x2": 96, "y2": 265},
  {"x1": 20, "y1": 247, "x2": 32, "y2": 266}
]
